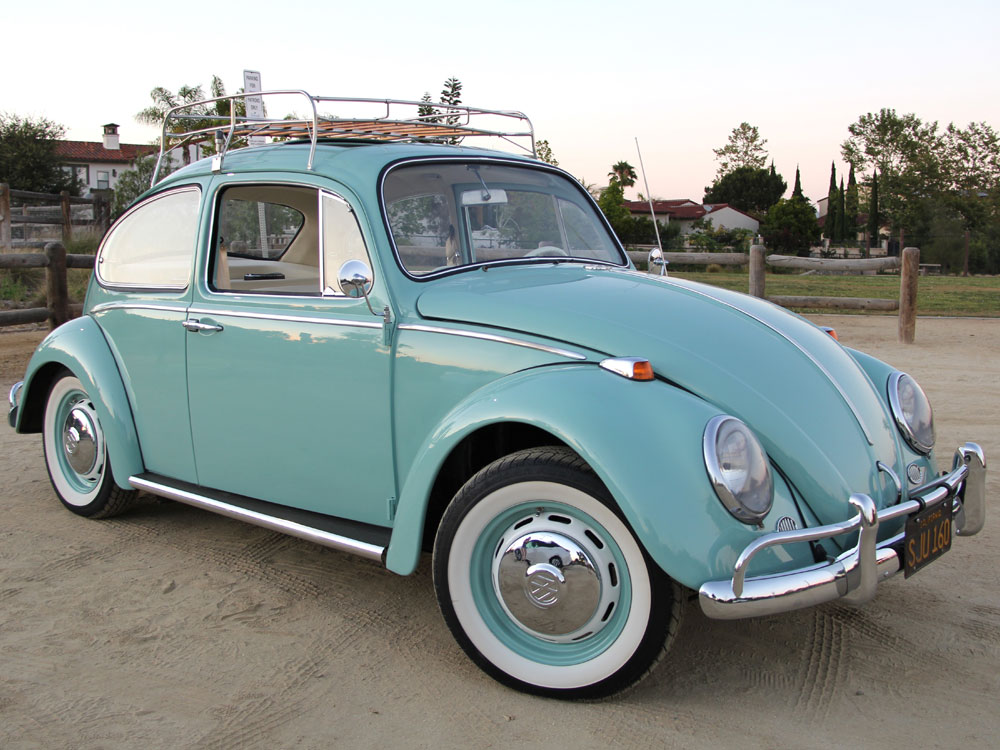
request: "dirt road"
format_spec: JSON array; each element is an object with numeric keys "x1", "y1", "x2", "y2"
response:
[{"x1": 1, "y1": 316, "x2": 997, "y2": 749}]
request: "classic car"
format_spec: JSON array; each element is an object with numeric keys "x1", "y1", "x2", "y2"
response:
[{"x1": 7, "y1": 93, "x2": 986, "y2": 699}]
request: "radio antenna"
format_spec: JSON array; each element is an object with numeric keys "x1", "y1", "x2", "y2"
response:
[{"x1": 635, "y1": 137, "x2": 667, "y2": 276}]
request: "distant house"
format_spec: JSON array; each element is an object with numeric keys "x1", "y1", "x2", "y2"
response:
[
  {"x1": 624, "y1": 199, "x2": 759, "y2": 236},
  {"x1": 54, "y1": 124, "x2": 157, "y2": 196}
]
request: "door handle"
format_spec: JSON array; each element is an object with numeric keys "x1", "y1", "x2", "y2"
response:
[{"x1": 181, "y1": 318, "x2": 224, "y2": 333}]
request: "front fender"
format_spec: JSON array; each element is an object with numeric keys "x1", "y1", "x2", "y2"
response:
[
  {"x1": 16, "y1": 316, "x2": 143, "y2": 489},
  {"x1": 385, "y1": 365, "x2": 812, "y2": 588}
]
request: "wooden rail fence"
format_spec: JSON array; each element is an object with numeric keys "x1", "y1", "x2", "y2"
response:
[
  {"x1": 0, "y1": 243, "x2": 88, "y2": 329},
  {"x1": 629, "y1": 245, "x2": 921, "y2": 343},
  {"x1": 1, "y1": 183, "x2": 110, "y2": 252}
]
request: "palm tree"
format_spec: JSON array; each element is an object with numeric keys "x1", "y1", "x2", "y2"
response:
[
  {"x1": 136, "y1": 76, "x2": 246, "y2": 165},
  {"x1": 609, "y1": 161, "x2": 638, "y2": 189}
]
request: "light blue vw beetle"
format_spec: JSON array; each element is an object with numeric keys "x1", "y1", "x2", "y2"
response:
[{"x1": 7, "y1": 94, "x2": 986, "y2": 698}]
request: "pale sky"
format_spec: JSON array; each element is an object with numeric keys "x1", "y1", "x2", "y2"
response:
[{"x1": 5, "y1": 0, "x2": 998, "y2": 206}]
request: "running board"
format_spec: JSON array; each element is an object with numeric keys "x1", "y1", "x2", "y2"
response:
[{"x1": 129, "y1": 473, "x2": 388, "y2": 563}]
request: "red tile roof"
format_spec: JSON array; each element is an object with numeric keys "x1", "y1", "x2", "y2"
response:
[
  {"x1": 624, "y1": 200, "x2": 758, "y2": 223},
  {"x1": 54, "y1": 140, "x2": 157, "y2": 163}
]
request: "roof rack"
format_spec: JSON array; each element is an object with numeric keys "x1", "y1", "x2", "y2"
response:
[{"x1": 152, "y1": 90, "x2": 536, "y2": 186}]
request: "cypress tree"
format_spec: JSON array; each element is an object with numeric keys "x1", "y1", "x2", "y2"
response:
[
  {"x1": 867, "y1": 170, "x2": 880, "y2": 256},
  {"x1": 826, "y1": 162, "x2": 837, "y2": 242},
  {"x1": 845, "y1": 163, "x2": 859, "y2": 246},
  {"x1": 792, "y1": 166, "x2": 804, "y2": 199},
  {"x1": 837, "y1": 177, "x2": 846, "y2": 246}
]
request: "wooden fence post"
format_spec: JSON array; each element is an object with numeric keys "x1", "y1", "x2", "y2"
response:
[
  {"x1": 45, "y1": 242, "x2": 69, "y2": 329},
  {"x1": 60, "y1": 191, "x2": 73, "y2": 245},
  {"x1": 0, "y1": 183, "x2": 11, "y2": 252},
  {"x1": 898, "y1": 247, "x2": 919, "y2": 344},
  {"x1": 749, "y1": 245, "x2": 766, "y2": 298}
]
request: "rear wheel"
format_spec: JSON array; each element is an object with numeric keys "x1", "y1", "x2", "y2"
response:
[
  {"x1": 433, "y1": 447, "x2": 683, "y2": 698},
  {"x1": 42, "y1": 374, "x2": 137, "y2": 518}
]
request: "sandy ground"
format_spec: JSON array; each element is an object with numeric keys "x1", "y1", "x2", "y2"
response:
[{"x1": 1, "y1": 315, "x2": 998, "y2": 749}]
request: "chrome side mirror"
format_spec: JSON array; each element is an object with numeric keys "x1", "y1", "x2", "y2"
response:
[{"x1": 337, "y1": 259, "x2": 373, "y2": 298}]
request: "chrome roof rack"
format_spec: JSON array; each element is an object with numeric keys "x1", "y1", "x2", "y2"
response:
[{"x1": 152, "y1": 90, "x2": 536, "y2": 186}]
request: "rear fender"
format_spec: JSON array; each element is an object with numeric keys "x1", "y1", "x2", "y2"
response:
[
  {"x1": 15, "y1": 316, "x2": 143, "y2": 488},
  {"x1": 385, "y1": 365, "x2": 811, "y2": 588}
]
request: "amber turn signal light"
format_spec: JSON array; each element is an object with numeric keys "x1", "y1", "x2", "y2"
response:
[{"x1": 599, "y1": 357, "x2": 655, "y2": 381}]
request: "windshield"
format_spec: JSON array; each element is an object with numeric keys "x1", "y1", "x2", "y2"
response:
[{"x1": 383, "y1": 161, "x2": 626, "y2": 276}]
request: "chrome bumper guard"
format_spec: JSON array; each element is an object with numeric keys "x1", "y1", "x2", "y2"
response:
[
  {"x1": 699, "y1": 443, "x2": 986, "y2": 620},
  {"x1": 8, "y1": 381, "x2": 24, "y2": 429}
]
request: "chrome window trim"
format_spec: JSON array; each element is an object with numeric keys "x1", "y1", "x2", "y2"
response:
[
  {"x1": 378, "y1": 156, "x2": 630, "y2": 282},
  {"x1": 887, "y1": 371, "x2": 934, "y2": 455},
  {"x1": 398, "y1": 323, "x2": 587, "y2": 360},
  {"x1": 652, "y1": 276, "x2": 876, "y2": 446},
  {"x1": 203, "y1": 180, "x2": 376, "y2": 301},
  {"x1": 96, "y1": 185, "x2": 202, "y2": 291},
  {"x1": 187, "y1": 307, "x2": 382, "y2": 330}
]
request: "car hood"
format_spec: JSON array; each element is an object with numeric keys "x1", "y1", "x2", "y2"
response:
[{"x1": 415, "y1": 264, "x2": 902, "y2": 526}]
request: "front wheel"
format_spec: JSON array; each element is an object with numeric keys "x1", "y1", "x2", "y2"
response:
[
  {"x1": 42, "y1": 374, "x2": 137, "y2": 518},
  {"x1": 433, "y1": 447, "x2": 683, "y2": 699}
]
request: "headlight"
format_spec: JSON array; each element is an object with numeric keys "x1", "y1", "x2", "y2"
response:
[
  {"x1": 888, "y1": 372, "x2": 934, "y2": 454},
  {"x1": 703, "y1": 416, "x2": 774, "y2": 525}
]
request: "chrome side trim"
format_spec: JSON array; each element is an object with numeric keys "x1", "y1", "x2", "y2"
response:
[
  {"x1": 655, "y1": 278, "x2": 875, "y2": 445},
  {"x1": 187, "y1": 307, "x2": 383, "y2": 330},
  {"x1": 699, "y1": 443, "x2": 985, "y2": 620},
  {"x1": 398, "y1": 323, "x2": 588, "y2": 360},
  {"x1": 129, "y1": 475, "x2": 385, "y2": 562},
  {"x1": 90, "y1": 302, "x2": 189, "y2": 315}
]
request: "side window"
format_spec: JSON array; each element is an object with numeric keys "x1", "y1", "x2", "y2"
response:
[
  {"x1": 212, "y1": 185, "x2": 318, "y2": 295},
  {"x1": 98, "y1": 187, "x2": 200, "y2": 288},
  {"x1": 322, "y1": 193, "x2": 373, "y2": 295}
]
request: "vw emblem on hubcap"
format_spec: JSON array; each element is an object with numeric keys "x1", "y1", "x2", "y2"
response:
[{"x1": 525, "y1": 564, "x2": 563, "y2": 608}]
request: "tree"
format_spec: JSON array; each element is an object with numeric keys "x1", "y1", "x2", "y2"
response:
[
  {"x1": 713, "y1": 122, "x2": 768, "y2": 179},
  {"x1": 845, "y1": 163, "x2": 859, "y2": 244},
  {"x1": 866, "y1": 170, "x2": 880, "y2": 256},
  {"x1": 761, "y1": 197, "x2": 819, "y2": 256},
  {"x1": 111, "y1": 152, "x2": 173, "y2": 219},
  {"x1": 136, "y1": 76, "x2": 248, "y2": 164},
  {"x1": 702, "y1": 164, "x2": 786, "y2": 218},
  {"x1": 838, "y1": 177, "x2": 846, "y2": 245},
  {"x1": 0, "y1": 113, "x2": 80, "y2": 194},
  {"x1": 535, "y1": 139, "x2": 558, "y2": 166},
  {"x1": 608, "y1": 161, "x2": 637, "y2": 189},
  {"x1": 792, "y1": 166, "x2": 804, "y2": 199},
  {"x1": 597, "y1": 179, "x2": 631, "y2": 238},
  {"x1": 825, "y1": 163, "x2": 840, "y2": 243},
  {"x1": 841, "y1": 108, "x2": 942, "y2": 237}
]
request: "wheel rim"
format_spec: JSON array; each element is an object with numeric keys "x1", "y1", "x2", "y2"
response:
[
  {"x1": 53, "y1": 388, "x2": 106, "y2": 499},
  {"x1": 469, "y1": 499, "x2": 632, "y2": 667}
]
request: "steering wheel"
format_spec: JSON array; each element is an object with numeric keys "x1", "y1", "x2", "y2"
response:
[{"x1": 524, "y1": 246, "x2": 569, "y2": 258}]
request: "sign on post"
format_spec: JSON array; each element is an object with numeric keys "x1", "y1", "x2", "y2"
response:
[{"x1": 243, "y1": 70, "x2": 265, "y2": 146}]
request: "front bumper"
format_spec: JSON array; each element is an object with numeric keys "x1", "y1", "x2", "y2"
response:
[
  {"x1": 8, "y1": 381, "x2": 23, "y2": 429},
  {"x1": 699, "y1": 443, "x2": 986, "y2": 620}
]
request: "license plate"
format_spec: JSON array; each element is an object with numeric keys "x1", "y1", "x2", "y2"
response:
[{"x1": 903, "y1": 502, "x2": 952, "y2": 578}]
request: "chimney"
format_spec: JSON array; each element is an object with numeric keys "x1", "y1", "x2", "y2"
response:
[{"x1": 102, "y1": 123, "x2": 120, "y2": 150}]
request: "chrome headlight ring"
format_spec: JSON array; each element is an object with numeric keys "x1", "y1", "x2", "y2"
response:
[
  {"x1": 887, "y1": 372, "x2": 935, "y2": 455},
  {"x1": 703, "y1": 415, "x2": 774, "y2": 525}
]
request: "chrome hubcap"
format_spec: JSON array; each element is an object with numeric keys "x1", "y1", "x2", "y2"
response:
[
  {"x1": 491, "y1": 513, "x2": 621, "y2": 643},
  {"x1": 62, "y1": 403, "x2": 101, "y2": 479}
]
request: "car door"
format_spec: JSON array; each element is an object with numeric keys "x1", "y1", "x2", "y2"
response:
[{"x1": 185, "y1": 180, "x2": 396, "y2": 528}]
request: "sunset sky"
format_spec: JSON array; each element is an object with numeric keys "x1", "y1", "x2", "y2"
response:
[{"x1": 6, "y1": 0, "x2": 998, "y2": 206}]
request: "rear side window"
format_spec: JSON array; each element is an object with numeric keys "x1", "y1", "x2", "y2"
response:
[{"x1": 98, "y1": 187, "x2": 200, "y2": 288}]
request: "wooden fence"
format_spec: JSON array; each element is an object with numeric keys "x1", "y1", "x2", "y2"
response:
[
  {"x1": 629, "y1": 245, "x2": 921, "y2": 343},
  {"x1": 0, "y1": 243, "x2": 87, "y2": 329},
  {"x1": 0, "y1": 183, "x2": 110, "y2": 252}
]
